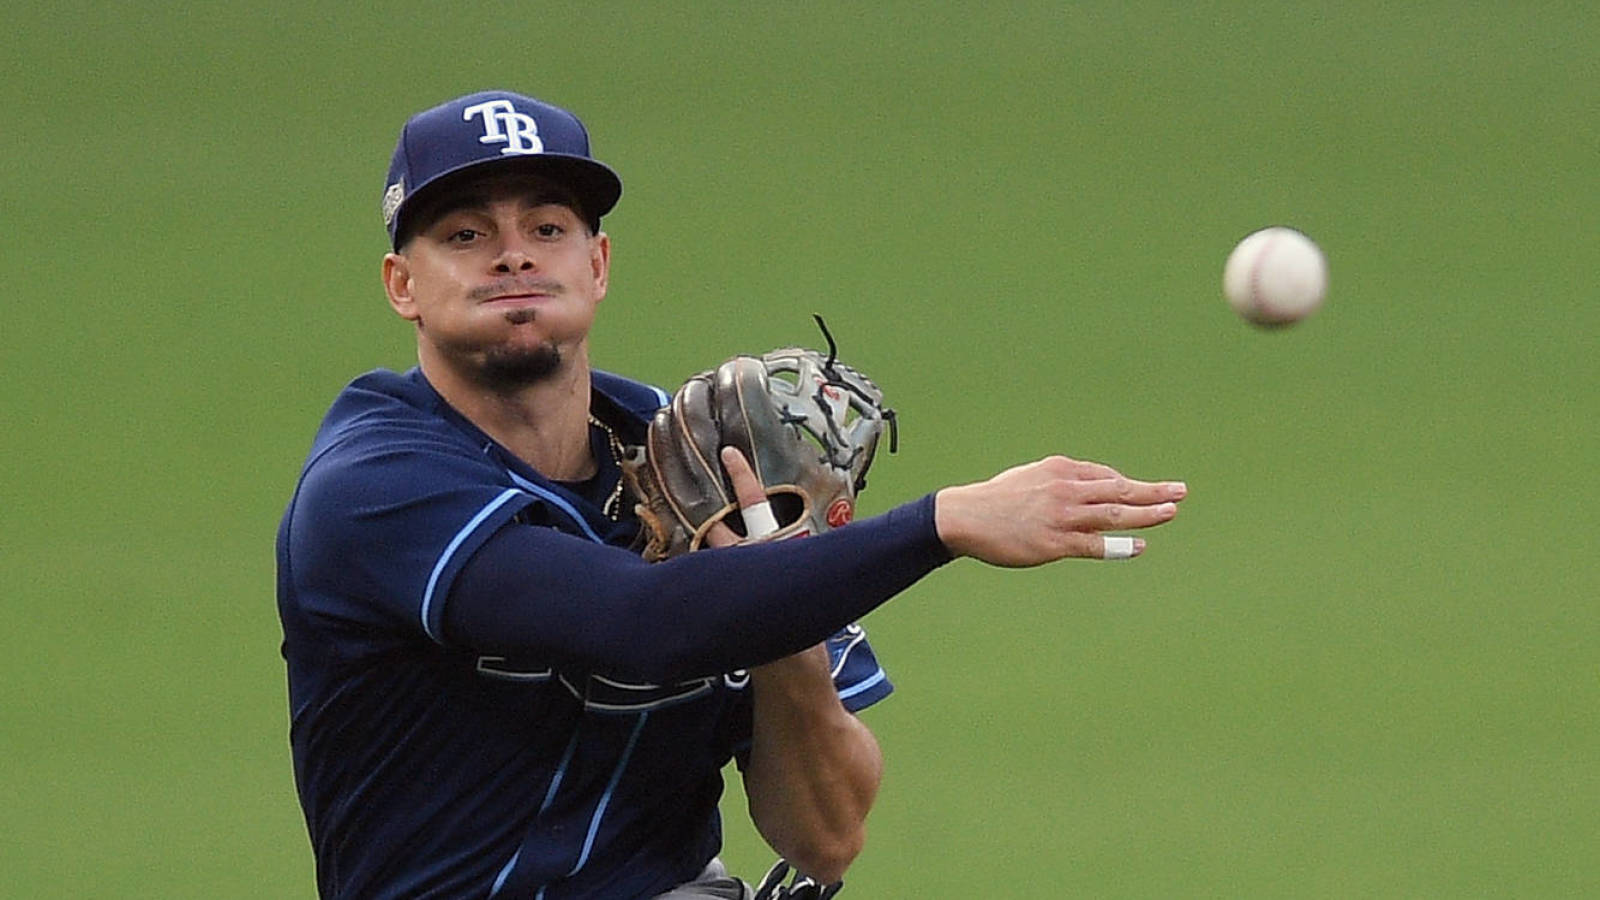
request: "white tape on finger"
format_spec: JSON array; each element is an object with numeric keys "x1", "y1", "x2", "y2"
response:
[
  {"x1": 744, "y1": 500, "x2": 780, "y2": 538},
  {"x1": 1102, "y1": 536, "x2": 1136, "y2": 560}
]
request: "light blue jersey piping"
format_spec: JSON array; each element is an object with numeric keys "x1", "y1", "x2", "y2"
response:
[
  {"x1": 490, "y1": 727, "x2": 586, "y2": 897},
  {"x1": 505, "y1": 470, "x2": 605, "y2": 543},
  {"x1": 517, "y1": 714, "x2": 651, "y2": 900},
  {"x1": 421, "y1": 488, "x2": 524, "y2": 642},
  {"x1": 836, "y1": 667, "x2": 888, "y2": 701}
]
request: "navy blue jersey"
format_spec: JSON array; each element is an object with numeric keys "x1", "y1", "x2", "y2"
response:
[{"x1": 277, "y1": 368, "x2": 948, "y2": 899}]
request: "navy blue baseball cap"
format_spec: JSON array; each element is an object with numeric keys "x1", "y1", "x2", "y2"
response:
[{"x1": 382, "y1": 90, "x2": 622, "y2": 248}]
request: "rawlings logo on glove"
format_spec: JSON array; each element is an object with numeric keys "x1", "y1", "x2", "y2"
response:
[{"x1": 621, "y1": 318, "x2": 896, "y2": 561}]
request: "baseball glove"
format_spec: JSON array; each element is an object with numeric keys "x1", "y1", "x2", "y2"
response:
[{"x1": 621, "y1": 329, "x2": 895, "y2": 562}]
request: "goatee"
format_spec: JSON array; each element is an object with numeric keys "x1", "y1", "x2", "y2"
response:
[{"x1": 479, "y1": 341, "x2": 563, "y2": 390}]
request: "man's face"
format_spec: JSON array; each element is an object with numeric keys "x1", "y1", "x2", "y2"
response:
[{"x1": 382, "y1": 172, "x2": 611, "y2": 388}]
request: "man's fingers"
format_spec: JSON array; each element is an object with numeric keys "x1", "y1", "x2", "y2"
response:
[
  {"x1": 718, "y1": 446, "x2": 779, "y2": 538},
  {"x1": 719, "y1": 446, "x2": 766, "y2": 508},
  {"x1": 1054, "y1": 532, "x2": 1146, "y2": 560},
  {"x1": 1052, "y1": 475, "x2": 1187, "y2": 535},
  {"x1": 1057, "y1": 477, "x2": 1185, "y2": 559},
  {"x1": 1099, "y1": 535, "x2": 1143, "y2": 560},
  {"x1": 1070, "y1": 500, "x2": 1180, "y2": 532},
  {"x1": 1071, "y1": 476, "x2": 1188, "y2": 505}
]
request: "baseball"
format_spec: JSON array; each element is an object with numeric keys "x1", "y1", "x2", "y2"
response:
[{"x1": 1222, "y1": 226, "x2": 1328, "y2": 326}]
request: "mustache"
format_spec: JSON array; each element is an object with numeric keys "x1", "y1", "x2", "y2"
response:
[{"x1": 468, "y1": 277, "x2": 565, "y2": 303}]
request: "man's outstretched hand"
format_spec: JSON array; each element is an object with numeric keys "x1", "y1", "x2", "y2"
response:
[{"x1": 934, "y1": 456, "x2": 1187, "y2": 565}]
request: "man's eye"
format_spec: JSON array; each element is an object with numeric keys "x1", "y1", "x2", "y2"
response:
[
  {"x1": 447, "y1": 228, "x2": 481, "y2": 243},
  {"x1": 534, "y1": 223, "x2": 564, "y2": 238}
]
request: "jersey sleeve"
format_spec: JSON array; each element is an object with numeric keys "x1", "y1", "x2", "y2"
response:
[
  {"x1": 284, "y1": 422, "x2": 539, "y2": 643},
  {"x1": 446, "y1": 495, "x2": 948, "y2": 683},
  {"x1": 827, "y1": 624, "x2": 893, "y2": 712}
]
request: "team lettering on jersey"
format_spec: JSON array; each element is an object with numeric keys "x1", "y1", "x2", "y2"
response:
[
  {"x1": 474, "y1": 624, "x2": 867, "y2": 712},
  {"x1": 475, "y1": 655, "x2": 743, "y2": 712}
]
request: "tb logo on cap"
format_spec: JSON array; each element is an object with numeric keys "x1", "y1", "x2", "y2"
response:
[{"x1": 462, "y1": 99, "x2": 544, "y2": 155}]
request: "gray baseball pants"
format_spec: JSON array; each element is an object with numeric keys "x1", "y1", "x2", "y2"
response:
[{"x1": 651, "y1": 858, "x2": 753, "y2": 899}]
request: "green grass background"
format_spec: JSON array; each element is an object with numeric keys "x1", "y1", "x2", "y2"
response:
[{"x1": 4, "y1": 2, "x2": 1596, "y2": 896}]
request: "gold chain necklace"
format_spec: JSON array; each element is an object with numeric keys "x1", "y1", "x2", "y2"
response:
[{"x1": 588, "y1": 413, "x2": 626, "y2": 520}]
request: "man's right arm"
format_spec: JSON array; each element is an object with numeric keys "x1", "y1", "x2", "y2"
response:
[
  {"x1": 444, "y1": 494, "x2": 949, "y2": 683},
  {"x1": 444, "y1": 455, "x2": 1186, "y2": 683}
]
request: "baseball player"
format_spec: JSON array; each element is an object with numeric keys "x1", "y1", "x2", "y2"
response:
[{"x1": 276, "y1": 90, "x2": 1186, "y2": 900}]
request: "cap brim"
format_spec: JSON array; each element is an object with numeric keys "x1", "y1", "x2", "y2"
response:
[{"x1": 391, "y1": 153, "x2": 622, "y2": 247}]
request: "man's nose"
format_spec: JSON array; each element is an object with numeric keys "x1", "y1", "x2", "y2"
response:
[{"x1": 492, "y1": 233, "x2": 538, "y2": 273}]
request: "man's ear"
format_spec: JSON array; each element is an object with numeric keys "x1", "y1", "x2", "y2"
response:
[
  {"x1": 383, "y1": 252, "x2": 421, "y2": 321},
  {"x1": 591, "y1": 232, "x2": 611, "y2": 301}
]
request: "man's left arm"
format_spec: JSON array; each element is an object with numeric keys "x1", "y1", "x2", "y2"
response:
[
  {"x1": 741, "y1": 644, "x2": 884, "y2": 887},
  {"x1": 707, "y1": 446, "x2": 883, "y2": 884}
]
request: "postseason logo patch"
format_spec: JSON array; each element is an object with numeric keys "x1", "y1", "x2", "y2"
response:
[{"x1": 382, "y1": 181, "x2": 405, "y2": 226}]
